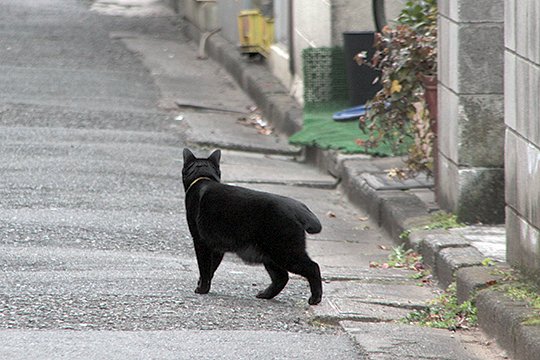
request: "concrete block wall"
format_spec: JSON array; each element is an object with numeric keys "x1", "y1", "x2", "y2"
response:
[
  {"x1": 505, "y1": 0, "x2": 540, "y2": 277},
  {"x1": 437, "y1": 0, "x2": 505, "y2": 224}
]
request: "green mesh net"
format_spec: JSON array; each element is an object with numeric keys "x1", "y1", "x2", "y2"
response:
[{"x1": 302, "y1": 47, "x2": 348, "y2": 105}]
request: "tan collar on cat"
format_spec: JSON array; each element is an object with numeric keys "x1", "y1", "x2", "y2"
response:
[{"x1": 186, "y1": 176, "x2": 213, "y2": 194}]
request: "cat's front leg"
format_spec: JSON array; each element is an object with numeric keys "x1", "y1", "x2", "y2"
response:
[
  {"x1": 195, "y1": 278, "x2": 211, "y2": 294},
  {"x1": 194, "y1": 240, "x2": 214, "y2": 294},
  {"x1": 196, "y1": 251, "x2": 224, "y2": 293}
]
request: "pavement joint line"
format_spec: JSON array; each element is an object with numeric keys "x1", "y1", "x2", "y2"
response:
[
  {"x1": 322, "y1": 276, "x2": 371, "y2": 282},
  {"x1": 342, "y1": 299, "x2": 428, "y2": 311},
  {"x1": 223, "y1": 180, "x2": 339, "y2": 190},
  {"x1": 323, "y1": 278, "x2": 418, "y2": 286},
  {"x1": 183, "y1": 20, "x2": 527, "y2": 360},
  {"x1": 313, "y1": 314, "x2": 396, "y2": 326},
  {"x1": 174, "y1": 100, "x2": 249, "y2": 115}
]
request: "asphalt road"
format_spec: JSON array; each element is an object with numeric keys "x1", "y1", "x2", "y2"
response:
[{"x1": 0, "y1": 1, "x2": 365, "y2": 358}]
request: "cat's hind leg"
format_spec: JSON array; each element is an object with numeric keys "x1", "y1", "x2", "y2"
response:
[
  {"x1": 256, "y1": 260, "x2": 289, "y2": 300},
  {"x1": 283, "y1": 254, "x2": 322, "y2": 305}
]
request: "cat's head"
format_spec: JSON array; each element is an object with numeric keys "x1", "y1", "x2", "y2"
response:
[{"x1": 182, "y1": 148, "x2": 221, "y2": 191}]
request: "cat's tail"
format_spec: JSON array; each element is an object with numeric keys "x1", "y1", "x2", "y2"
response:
[{"x1": 294, "y1": 202, "x2": 322, "y2": 234}]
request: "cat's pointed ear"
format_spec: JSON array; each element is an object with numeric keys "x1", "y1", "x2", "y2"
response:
[
  {"x1": 208, "y1": 149, "x2": 221, "y2": 167},
  {"x1": 183, "y1": 148, "x2": 196, "y2": 164}
]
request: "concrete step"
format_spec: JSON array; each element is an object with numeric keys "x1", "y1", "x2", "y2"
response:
[
  {"x1": 219, "y1": 150, "x2": 336, "y2": 188},
  {"x1": 183, "y1": 113, "x2": 301, "y2": 156}
]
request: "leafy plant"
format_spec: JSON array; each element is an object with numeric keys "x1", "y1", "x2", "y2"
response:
[
  {"x1": 404, "y1": 283, "x2": 478, "y2": 330},
  {"x1": 422, "y1": 212, "x2": 464, "y2": 230},
  {"x1": 355, "y1": 0, "x2": 437, "y2": 177},
  {"x1": 400, "y1": 212, "x2": 464, "y2": 241},
  {"x1": 370, "y1": 244, "x2": 423, "y2": 269},
  {"x1": 370, "y1": 244, "x2": 431, "y2": 283},
  {"x1": 481, "y1": 257, "x2": 495, "y2": 267},
  {"x1": 388, "y1": 244, "x2": 421, "y2": 268},
  {"x1": 397, "y1": 0, "x2": 438, "y2": 34},
  {"x1": 488, "y1": 267, "x2": 540, "y2": 326},
  {"x1": 523, "y1": 316, "x2": 540, "y2": 326},
  {"x1": 492, "y1": 268, "x2": 540, "y2": 310}
]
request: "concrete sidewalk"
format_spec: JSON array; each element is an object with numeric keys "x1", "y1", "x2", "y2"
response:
[{"x1": 181, "y1": 17, "x2": 540, "y2": 360}]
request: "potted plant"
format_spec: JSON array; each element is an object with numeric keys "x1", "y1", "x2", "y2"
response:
[{"x1": 355, "y1": 0, "x2": 437, "y2": 177}]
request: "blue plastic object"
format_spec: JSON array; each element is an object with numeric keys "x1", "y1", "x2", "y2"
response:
[{"x1": 332, "y1": 104, "x2": 367, "y2": 122}]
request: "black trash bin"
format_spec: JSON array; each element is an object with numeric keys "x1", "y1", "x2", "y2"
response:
[{"x1": 343, "y1": 31, "x2": 381, "y2": 106}]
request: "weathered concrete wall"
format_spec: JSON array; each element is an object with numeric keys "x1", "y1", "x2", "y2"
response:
[
  {"x1": 183, "y1": 0, "x2": 220, "y2": 32},
  {"x1": 505, "y1": 0, "x2": 540, "y2": 277},
  {"x1": 216, "y1": 0, "x2": 254, "y2": 44},
  {"x1": 437, "y1": 0, "x2": 505, "y2": 224},
  {"x1": 291, "y1": 0, "x2": 332, "y2": 79},
  {"x1": 331, "y1": 0, "x2": 374, "y2": 46}
]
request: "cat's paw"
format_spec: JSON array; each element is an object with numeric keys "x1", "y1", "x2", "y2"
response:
[
  {"x1": 256, "y1": 290, "x2": 275, "y2": 299},
  {"x1": 195, "y1": 283, "x2": 210, "y2": 294},
  {"x1": 308, "y1": 295, "x2": 321, "y2": 305},
  {"x1": 195, "y1": 286, "x2": 210, "y2": 294}
]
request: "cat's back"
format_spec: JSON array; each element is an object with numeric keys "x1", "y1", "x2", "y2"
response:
[
  {"x1": 199, "y1": 182, "x2": 320, "y2": 233},
  {"x1": 199, "y1": 182, "x2": 285, "y2": 209}
]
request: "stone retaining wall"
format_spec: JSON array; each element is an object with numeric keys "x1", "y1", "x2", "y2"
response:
[
  {"x1": 437, "y1": 0, "x2": 505, "y2": 224},
  {"x1": 505, "y1": 0, "x2": 540, "y2": 278}
]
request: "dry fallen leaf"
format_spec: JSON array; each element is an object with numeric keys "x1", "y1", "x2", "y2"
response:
[
  {"x1": 378, "y1": 244, "x2": 389, "y2": 250},
  {"x1": 237, "y1": 108, "x2": 273, "y2": 135},
  {"x1": 391, "y1": 79, "x2": 402, "y2": 94},
  {"x1": 257, "y1": 128, "x2": 273, "y2": 135},
  {"x1": 326, "y1": 211, "x2": 336, "y2": 218},
  {"x1": 358, "y1": 216, "x2": 369, "y2": 221}
]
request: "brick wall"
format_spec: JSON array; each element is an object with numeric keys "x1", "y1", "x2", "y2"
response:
[{"x1": 505, "y1": 0, "x2": 540, "y2": 276}]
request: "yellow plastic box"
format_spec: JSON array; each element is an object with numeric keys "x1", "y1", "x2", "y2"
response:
[{"x1": 237, "y1": 9, "x2": 274, "y2": 57}]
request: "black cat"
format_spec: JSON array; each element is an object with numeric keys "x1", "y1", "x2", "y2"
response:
[{"x1": 182, "y1": 148, "x2": 323, "y2": 305}]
